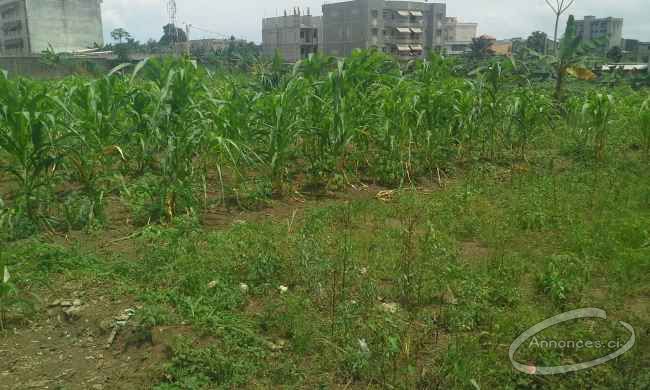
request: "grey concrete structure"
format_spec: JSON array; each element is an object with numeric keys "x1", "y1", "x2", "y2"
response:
[
  {"x1": 262, "y1": 9, "x2": 321, "y2": 62},
  {"x1": 321, "y1": 0, "x2": 448, "y2": 59},
  {"x1": 442, "y1": 17, "x2": 477, "y2": 55},
  {"x1": 575, "y1": 16, "x2": 623, "y2": 50},
  {"x1": 0, "y1": 0, "x2": 103, "y2": 56},
  {"x1": 622, "y1": 38, "x2": 650, "y2": 63}
]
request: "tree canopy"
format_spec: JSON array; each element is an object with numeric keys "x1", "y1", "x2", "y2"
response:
[{"x1": 159, "y1": 24, "x2": 188, "y2": 46}]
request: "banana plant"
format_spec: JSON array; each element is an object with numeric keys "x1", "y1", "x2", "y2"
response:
[{"x1": 548, "y1": 15, "x2": 598, "y2": 102}]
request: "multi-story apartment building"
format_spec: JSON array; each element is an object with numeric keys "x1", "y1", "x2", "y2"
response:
[
  {"x1": 442, "y1": 17, "x2": 477, "y2": 55},
  {"x1": 575, "y1": 16, "x2": 623, "y2": 50},
  {"x1": 262, "y1": 9, "x2": 321, "y2": 63},
  {"x1": 261, "y1": 0, "x2": 478, "y2": 61},
  {"x1": 0, "y1": 0, "x2": 103, "y2": 56},
  {"x1": 622, "y1": 38, "x2": 650, "y2": 63},
  {"x1": 321, "y1": 0, "x2": 447, "y2": 59}
]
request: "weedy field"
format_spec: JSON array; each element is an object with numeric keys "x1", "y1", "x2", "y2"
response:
[{"x1": 0, "y1": 49, "x2": 649, "y2": 389}]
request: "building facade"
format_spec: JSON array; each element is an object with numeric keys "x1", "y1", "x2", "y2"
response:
[
  {"x1": 442, "y1": 17, "x2": 478, "y2": 55},
  {"x1": 321, "y1": 0, "x2": 447, "y2": 59},
  {"x1": 0, "y1": 0, "x2": 103, "y2": 56},
  {"x1": 575, "y1": 16, "x2": 623, "y2": 50},
  {"x1": 262, "y1": 9, "x2": 321, "y2": 63},
  {"x1": 622, "y1": 38, "x2": 650, "y2": 63}
]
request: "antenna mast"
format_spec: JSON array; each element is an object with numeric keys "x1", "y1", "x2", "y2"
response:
[{"x1": 166, "y1": 0, "x2": 178, "y2": 45}]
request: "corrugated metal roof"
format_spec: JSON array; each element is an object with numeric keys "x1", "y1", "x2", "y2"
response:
[{"x1": 601, "y1": 64, "x2": 648, "y2": 71}]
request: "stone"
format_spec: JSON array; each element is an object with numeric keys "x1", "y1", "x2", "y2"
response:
[
  {"x1": 60, "y1": 300, "x2": 73, "y2": 307},
  {"x1": 64, "y1": 306, "x2": 82, "y2": 321},
  {"x1": 380, "y1": 302, "x2": 399, "y2": 314},
  {"x1": 73, "y1": 299, "x2": 82, "y2": 307},
  {"x1": 98, "y1": 319, "x2": 114, "y2": 334}
]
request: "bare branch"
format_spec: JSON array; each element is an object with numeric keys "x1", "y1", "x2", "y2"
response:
[
  {"x1": 560, "y1": 0, "x2": 576, "y2": 13},
  {"x1": 545, "y1": 0, "x2": 559, "y2": 13}
]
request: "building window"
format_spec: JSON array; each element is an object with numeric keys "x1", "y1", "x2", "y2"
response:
[
  {"x1": 1, "y1": 7, "x2": 18, "y2": 20},
  {"x1": 372, "y1": 10, "x2": 379, "y2": 18},
  {"x1": 372, "y1": 28, "x2": 379, "y2": 37}
]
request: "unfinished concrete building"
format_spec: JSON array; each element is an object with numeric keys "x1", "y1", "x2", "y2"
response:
[
  {"x1": 321, "y1": 0, "x2": 449, "y2": 59},
  {"x1": 262, "y1": 9, "x2": 321, "y2": 62},
  {"x1": 576, "y1": 16, "x2": 623, "y2": 50},
  {"x1": 0, "y1": 0, "x2": 104, "y2": 56},
  {"x1": 442, "y1": 17, "x2": 477, "y2": 55}
]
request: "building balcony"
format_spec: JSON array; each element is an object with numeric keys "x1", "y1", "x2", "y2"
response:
[{"x1": 383, "y1": 19, "x2": 424, "y2": 29}]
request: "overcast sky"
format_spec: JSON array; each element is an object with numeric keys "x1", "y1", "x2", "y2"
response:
[{"x1": 102, "y1": 0, "x2": 649, "y2": 44}]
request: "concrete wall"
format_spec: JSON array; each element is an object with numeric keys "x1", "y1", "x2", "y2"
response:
[
  {"x1": 0, "y1": 0, "x2": 30, "y2": 54},
  {"x1": 262, "y1": 13, "x2": 319, "y2": 62},
  {"x1": 322, "y1": 0, "x2": 380, "y2": 57},
  {"x1": 25, "y1": 0, "x2": 103, "y2": 53},
  {"x1": 0, "y1": 55, "x2": 110, "y2": 78}
]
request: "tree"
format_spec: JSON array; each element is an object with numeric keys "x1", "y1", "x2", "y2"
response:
[
  {"x1": 470, "y1": 36, "x2": 495, "y2": 59},
  {"x1": 159, "y1": 24, "x2": 188, "y2": 46},
  {"x1": 544, "y1": 0, "x2": 576, "y2": 55},
  {"x1": 606, "y1": 46, "x2": 623, "y2": 63},
  {"x1": 110, "y1": 28, "x2": 131, "y2": 44},
  {"x1": 526, "y1": 31, "x2": 548, "y2": 54}
]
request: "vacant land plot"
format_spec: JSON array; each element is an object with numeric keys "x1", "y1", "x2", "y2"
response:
[{"x1": 1, "y1": 52, "x2": 649, "y2": 388}]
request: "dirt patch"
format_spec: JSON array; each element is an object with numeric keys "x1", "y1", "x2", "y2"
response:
[
  {"x1": 460, "y1": 241, "x2": 490, "y2": 263},
  {"x1": 625, "y1": 296, "x2": 650, "y2": 323},
  {"x1": 0, "y1": 284, "x2": 163, "y2": 390}
]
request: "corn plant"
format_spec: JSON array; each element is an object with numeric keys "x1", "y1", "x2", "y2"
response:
[
  {"x1": 57, "y1": 75, "x2": 130, "y2": 221},
  {"x1": 451, "y1": 83, "x2": 482, "y2": 161},
  {"x1": 640, "y1": 98, "x2": 650, "y2": 159},
  {"x1": 258, "y1": 78, "x2": 304, "y2": 195},
  {"x1": 0, "y1": 264, "x2": 16, "y2": 329},
  {"x1": 475, "y1": 60, "x2": 513, "y2": 160},
  {"x1": 0, "y1": 74, "x2": 60, "y2": 221},
  {"x1": 582, "y1": 92, "x2": 615, "y2": 161},
  {"x1": 506, "y1": 87, "x2": 551, "y2": 161},
  {"x1": 374, "y1": 78, "x2": 418, "y2": 185}
]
